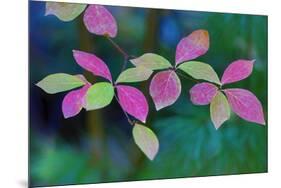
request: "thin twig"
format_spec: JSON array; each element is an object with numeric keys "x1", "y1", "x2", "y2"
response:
[
  {"x1": 105, "y1": 36, "x2": 129, "y2": 59},
  {"x1": 114, "y1": 93, "x2": 135, "y2": 125}
]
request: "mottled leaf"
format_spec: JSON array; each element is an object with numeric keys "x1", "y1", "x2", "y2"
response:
[
  {"x1": 189, "y1": 82, "x2": 218, "y2": 105},
  {"x1": 178, "y1": 61, "x2": 221, "y2": 85},
  {"x1": 149, "y1": 70, "x2": 181, "y2": 110},
  {"x1": 133, "y1": 123, "x2": 159, "y2": 160},
  {"x1": 73, "y1": 50, "x2": 112, "y2": 82},
  {"x1": 175, "y1": 29, "x2": 209, "y2": 65},
  {"x1": 36, "y1": 73, "x2": 85, "y2": 94},
  {"x1": 221, "y1": 60, "x2": 255, "y2": 85},
  {"x1": 224, "y1": 88, "x2": 265, "y2": 125},
  {"x1": 116, "y1": 67, "x2": 153, "y2": 83},
  {"x1": 62, "y1": 83, "x2": 91, "y2": 118},
  {"x1": 83, "y1": 4, "x2": 117, "y2": 38},
  {"x1": 130, "y1": 53, "x2": 172, "y2": 70},
  {"x1": 86, "y1": 82, "x2": 114, "y2": 110},
  {"x1": 116, "y1": 85, "x2": 148, "y2": 123},
  {"x1": 210, "y1": 91, "x2": 230, "y2": 129},
  {"x1": 45, "y1": 2, "x2": 87, "y2": 22}
]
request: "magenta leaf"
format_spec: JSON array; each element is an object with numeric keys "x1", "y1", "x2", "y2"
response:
[
  {"x1": 149, "y1": 70, "x2": 181, "y2": 110},
  {"x1": 224, "y1": 88, "x2": 265, "y2": 125},
  {"x1": 221, "y1": 59, "x2": 255, "y2": 85},
  {"x1": 189, "y1": 82, "x2": 218, "y2": 105},
  {"x1": 116, "y1": 85, "x2": 149, "y2": 123},
  {"x1": 175, "y1": 29, "x2": 209, "y2": 65},
  {"x1": 62, "y1": 83, "x2": 91, "y2": 118},
  {"x1": 73, "y1": 50, "x2": 112, "y2": 82},
  {"x1": 83, "y1": 5, "x2": 117, "y2": 38}
]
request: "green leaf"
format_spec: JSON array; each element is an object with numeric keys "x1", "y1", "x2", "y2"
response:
[
  {"x1": 36, "y1": 73, "x2": 85, "y2": 94},
  {"x1": 86, "y1": 82, "x2": 114, "y2": 110},
  {"x1": 116, "y1": 67, "x2": 153, "y2": 83},
  {"x1": 133, "y1": 123, "x2": 159, "y2": 160},
  {"x1": 210, "y1": 91, "x2": 230, "y2": 129},
  {"x1": 130, "y1": 53, "x2": 172, "y2": 70},
  {"x1": 178, "y1": 61, "x2": 221, "y2": 85},
  {"x1": 45, "y1": 2, "x2": 87, "y2": 22}
]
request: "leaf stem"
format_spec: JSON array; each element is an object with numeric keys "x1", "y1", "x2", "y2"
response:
[{"x1": 114, "y1": 93, "x2": 135, "y2": 125}]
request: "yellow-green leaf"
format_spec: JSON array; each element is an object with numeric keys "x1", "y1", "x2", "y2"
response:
[
  {"x1": 130, "y1": 53, "x2": 172, "y2": 70},
  {"x1": 116, "y1": 67, "x2": 153, "y2": 83}
]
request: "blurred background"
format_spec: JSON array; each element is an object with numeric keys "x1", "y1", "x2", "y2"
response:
[{"x1": 29, "y1": 1, "x2": 268, "y2": 187}]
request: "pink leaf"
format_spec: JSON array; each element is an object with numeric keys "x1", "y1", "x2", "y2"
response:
[
  {"x1": 149, "y1": 70, "x2": 181, "y2": 110},
  {"x1": 221, "y1": 59, "x2": 255, "y2": 85},
  {"x1": 175, "y1": 29, "x2": 209, "y2": 65},
  {"x1": 189, "y1": 82, "x2": 218, "y2": 105},
  {"x1": 116, "y1": 85, "x2": 149, "y2": 123},
  {"x1": 62, "y1": 83, "x2": 91, "y2": 118},
  {"x1": 73, "y1": 50, "x2": 112, "y2": 82},
  {"x1": 224, "y1": 88, "x2": 265, "y2": 125},
  {"x1": 83, "y1": 5, "x2": 117, "y2": 38}
]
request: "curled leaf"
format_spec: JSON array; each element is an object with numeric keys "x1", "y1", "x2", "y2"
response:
[
  {"x1": 83, "y1": 4, "x2": 117, "y2": 38},
  {"x1": 116, "y1": 67, "x2": 153, "y2": 83},
  {"x1": 224, "y1": 88, "x2": 265, "y2": 125},
  {"x1": 178, "y1": 61, "x2": 221, "y2": 85},
  {"x1": 36, "y1": 73, "x2": 85, "y2": 94},
  {"x1": 45, "y1": 2, "x2": 87, "y2": 22},
  {"x1": 221, "y1": 59, "x2": 255, "y2": 85},
  {"x1": 175, "y1": 29, "x2": 209, "y2": 65},
  {"x1": 62, "y1": 83, "x2": 91, "y2": 118},
  {"x1": 116, "y1": 85, "x2": 149, "y2": 123},
  {"x1": 86, "y1": 82, "x2": 114, "y2": 111},
  {"x1": 149, "y1": 70, "x2": 181, "y2": 110},
  {"x1": 133, "y1": 123, "x2": 159, "y2": 160},
  {"x1": 73, "y1": 50, "x2": 112, "y2": 82},
  {"x1": 189, "y1": 82, "x2": 218, "y2": 105},
  {"x1": 210, "y1": 91, "x2": 230, "y2": 129},
  {"x1": 130, "y1": 53, "x2": 172, "y2": 70}
]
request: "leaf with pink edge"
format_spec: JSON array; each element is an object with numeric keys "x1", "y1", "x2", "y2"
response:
[
  {"x1": 62, "y1": 83, "x2": 91, "y2": 118},
  {"x1": 210, "y1": 91, "x2": 230, "y2": 129},
  {"x1": 45, "y1": 2, "x2": 87, "y2": 22},
  {"x1": 133, "y1": 123, "x2": 159, "y2": 160},
  {"x1": 189, "y1": 82, "x2": 218, "y2": 105},
  {"x1": 221, "y1": 59, "x2": 255, "y2": 85},
  {"x1": 83, "y1": 4, "x2": 117, "y2": 38},
  {"x1": 175, "y1": 29, "x2": 209, "y2": 65},
  {"x1": 116, "y1": 85, "x2": 149, "y2": 123},
  {"x1": 224, "y1": 88, "x2": 265, "y2": 125},
  {"x1": 149, "y1": 70, "x2": 181, "y2": 110},
  {"x1": 73, "y1": 50, "x2": 112, "y2": 82}
]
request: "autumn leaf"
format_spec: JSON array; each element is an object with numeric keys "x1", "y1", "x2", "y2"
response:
[
  {"x1": 189, "y1": 82, "x2": 218, "y2": 105},
  {"x1": 116, "y1": 67, "x2": 153, "y2": 83},
  {"x1": 130, "y1": 53, "x2": 172, "y2": 70}
]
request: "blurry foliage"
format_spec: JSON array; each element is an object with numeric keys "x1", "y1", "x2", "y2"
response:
[{"x1": 29, "y1": 1, "x2": 267, "y2": 187}]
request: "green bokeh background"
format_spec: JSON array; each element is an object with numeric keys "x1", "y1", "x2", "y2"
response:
[{"x1": 29, "y1": 1, "x2": 267, "y2": 187}]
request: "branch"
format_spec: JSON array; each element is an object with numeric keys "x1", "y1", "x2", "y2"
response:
[{"x1": 114, "y1": 93, "x2": 135, "y2": 125}]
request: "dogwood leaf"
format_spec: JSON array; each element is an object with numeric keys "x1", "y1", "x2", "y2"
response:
[
  {"x1": 178, "y1": 61, "x2": 221, "y2": 85},
  {"x1": 175, "y1": 29, "x2": 209, "y2": 65},
  {"x1": 130, "y1": 53, "x2": 172, "y2": 70},
  {"x1": 45, "y1": 2, "x2": 86, "y2": 22},
  {"x1": 73, "y1": 50, "x2": 112, "y2": 82},
  {"x1": 133, "y1": 123, "x2": 159, "y2": 161},
  {"x1": 83, "y1": 4, "x2": 117, "y2": 38},
  {"x1": 149, "y1": 70, "x2": 181, "y2": 110},
  {"x1": 224, "y1": 88, "x2": 265, "y2": 125},
  {"x1": 221, "y1": 60, "x2": 255, "y2": 85},
  {"x1": 62, "y1": 83, "x2": 91, "y2": 118},
  {"x1": 189, "y1": 82, "x2": 218, "y2": 105},
  {"x1": 36, "y1": 73, "x2": 85, "y2": 94},
  {"x1": 210, "y1": 91, "x2": 230, "y2": 129},
  {"x1": 116, "y1": 67, "x2": 153, "y2": 83},
  {"x1": 86, "y1": 82, "x2": 114, "y2": 111},
  {"x1": 116, "y1": 85, "x2": 149, "y2": 123}
]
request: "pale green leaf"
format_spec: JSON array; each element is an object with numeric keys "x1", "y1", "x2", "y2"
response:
[
  {"x1": 86, "y1": 82, "x2": 114, "y2": 110},
  {"x1": 116, "y1": 67, "x2": 153, "y2": 83},
  {"x1": 36, "y1": 73, "x2": 85, "y2": 94},
  {"x1": 210, "y1": 91, "x2": 230, "y2": 129},
  {"x1": 133, "y1": 123, "x2": 159, "y2": 160},
  {"x1": 130, "y1": 53, "x2": 172, "y2": 70},
  {"x1": 178, "y1": 61, "x2": 221, "y2": 85},
  {"x1": 45, "y1": 2, "x2": 87, "y2": 22}
]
